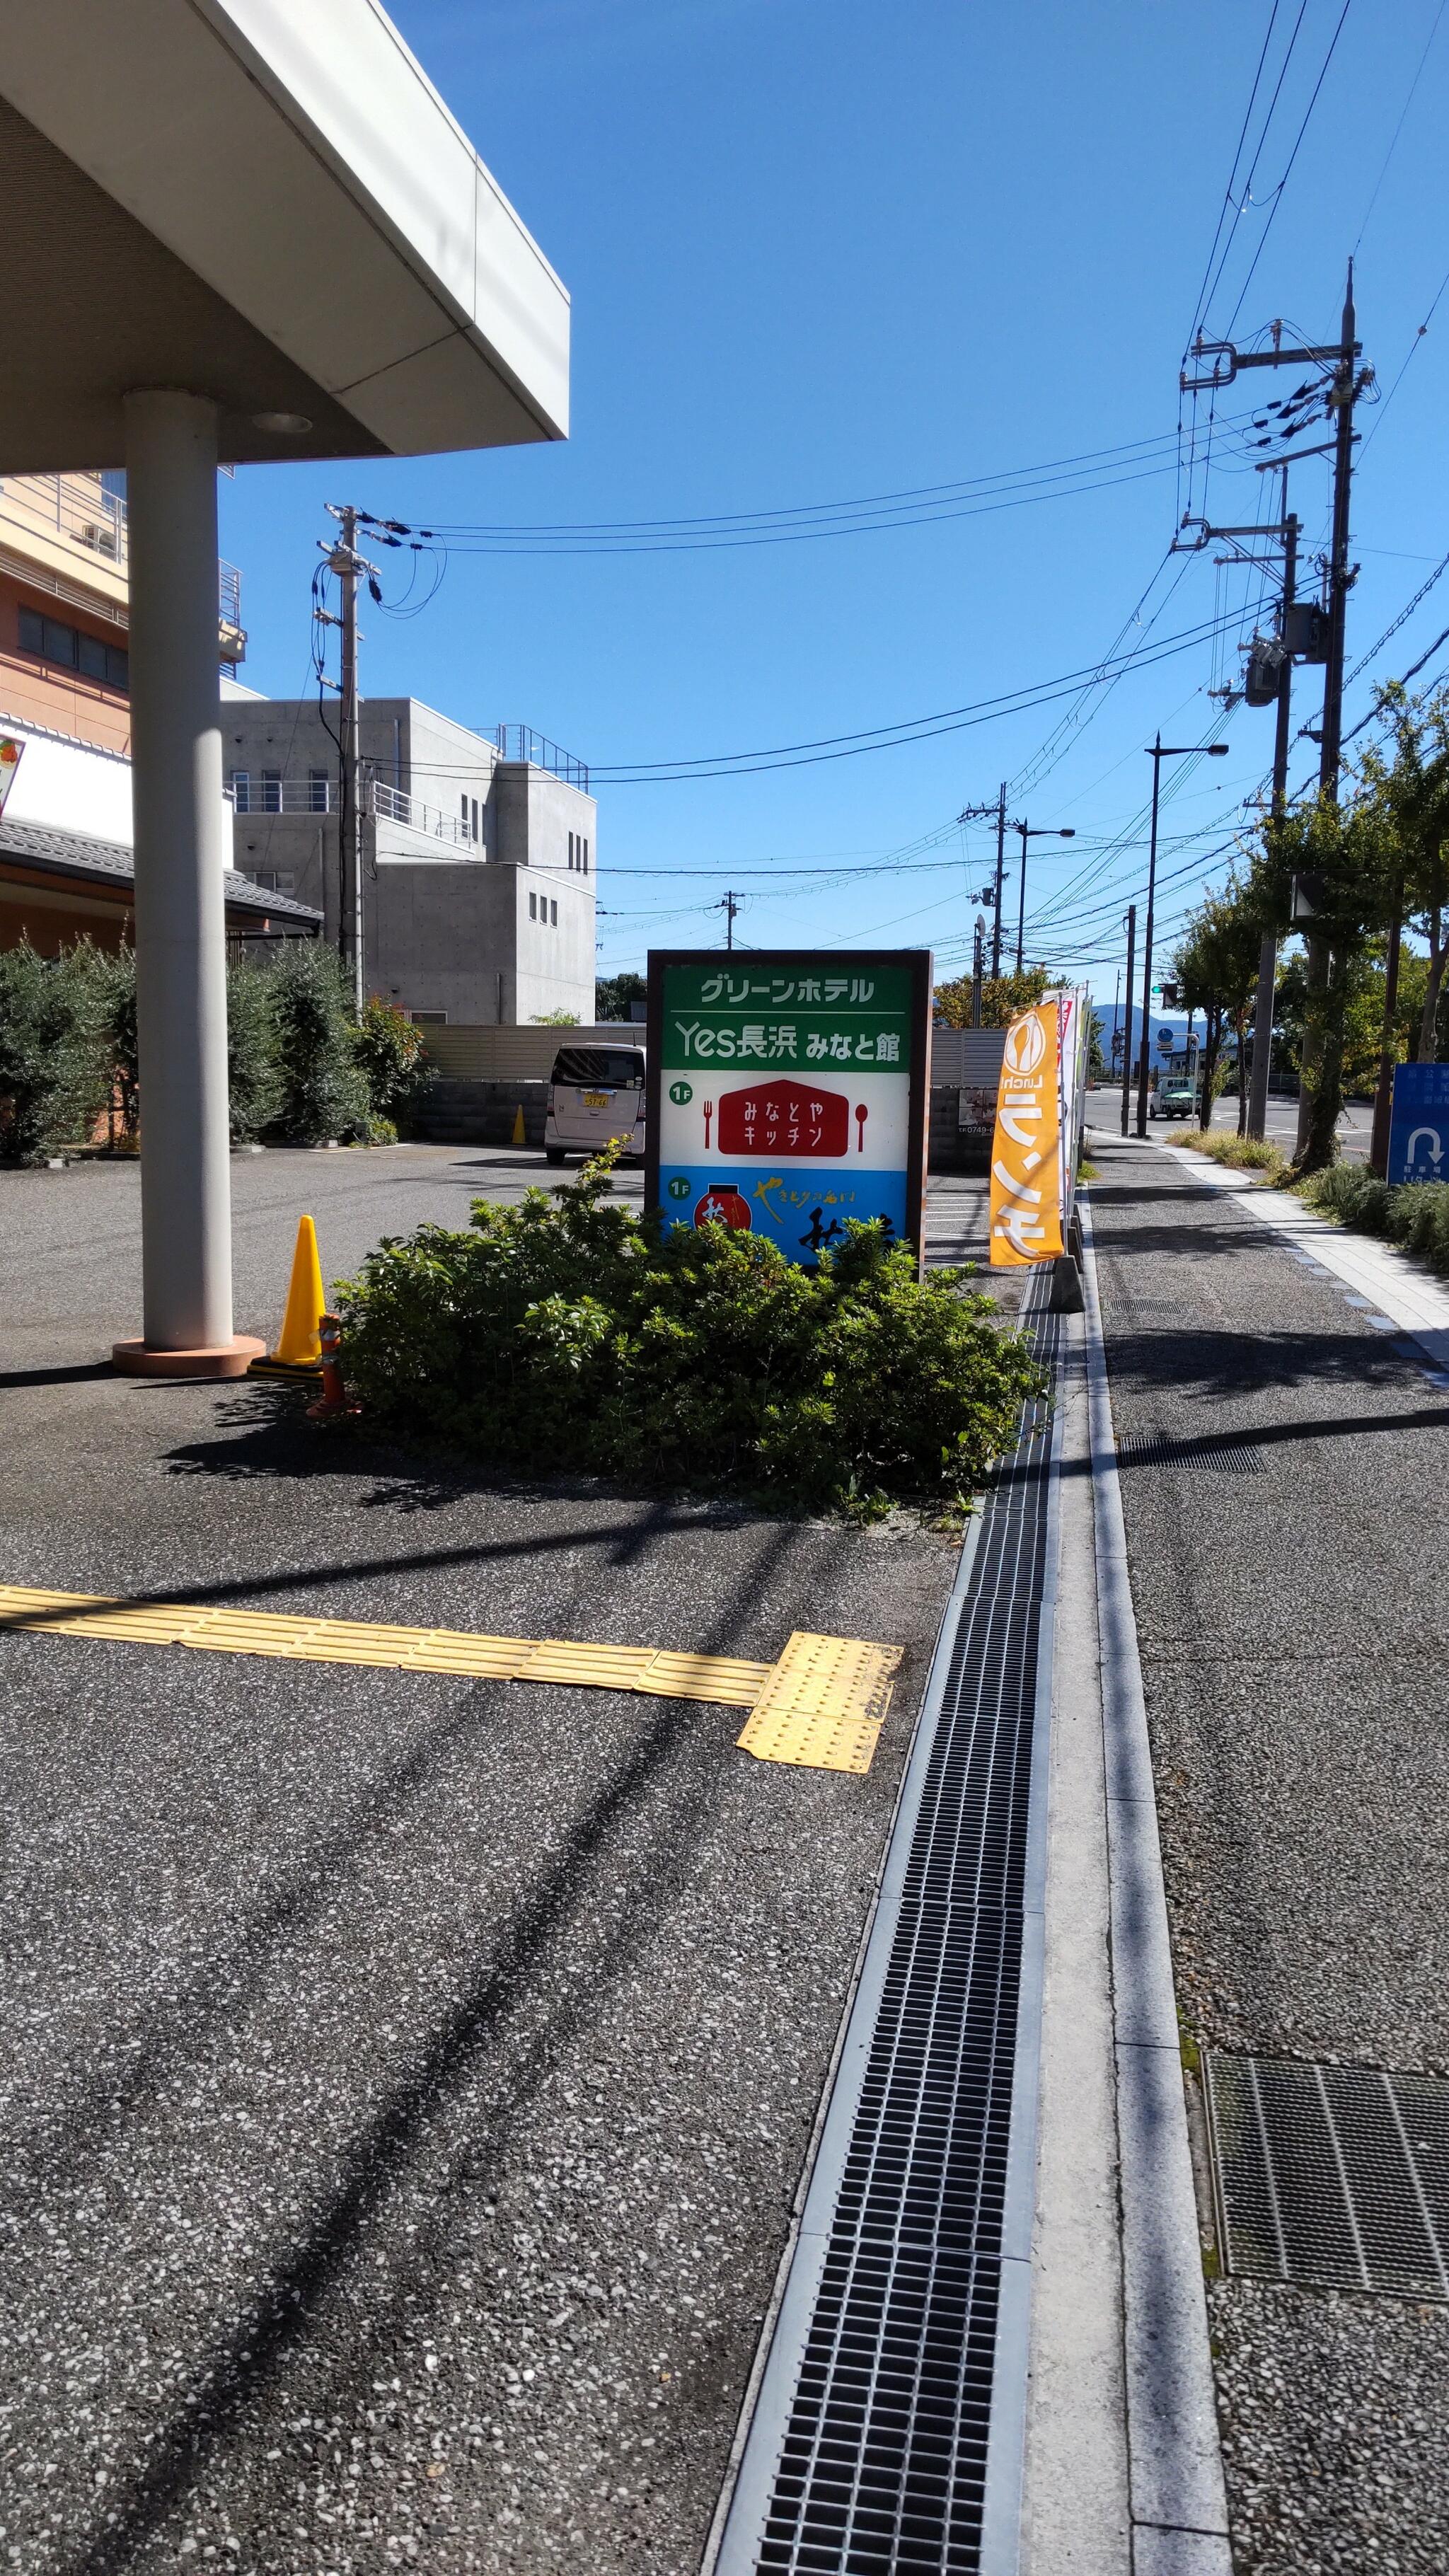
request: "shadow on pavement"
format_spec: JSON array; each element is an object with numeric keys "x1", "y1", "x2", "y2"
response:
[
  {"x1": 1099, "y1": 1324, "x2": 1428, "y2": 1404},
  {"x1": 54, "y1": 1530, "x2": 797, "y2": 2576}
]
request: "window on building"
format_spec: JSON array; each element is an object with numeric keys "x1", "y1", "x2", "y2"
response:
[
  {"x1": 550, "y1": 899, "x2": 558, "y2": 925},
  {"x1": 260, "y1": 770, "x2": 282, "y2": 814},
  {"x1": 529, "y1": 891, "x2": 537, "y2": 920},
  {"x1": 230, "y1": 769, "x2": 251, "y2": 813},
  {"x1": 308, "y1": 770, "x2": 329, "y2": 813},
  {"x1": 567, "y1": 831, "x2": 575, "y2": 870},
  {"x1": 472, "y1": 797, "x2": 480, "y2": 844},
  {"x1": 461, "y1": 792, "x2": 469, "y2": 833},
  {"x1": 248, "y1": 869, "x2": 296, "y2": 895},
  {"x1": 18, "y1": 605, "x2": 129, "y2": 693},
  {"x1": 582, "y1": 836, "x2": 589, "y2": 874}
]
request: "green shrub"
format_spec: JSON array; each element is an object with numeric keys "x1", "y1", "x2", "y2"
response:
[
  {"x1": 1166, "y1": 1128, "x2": 1287, "y2": 1176},
  {"x1": 225, "y1": 957, "x2": 279, "y2": 1143},
  {"x1": 265, "y1": 943, "x2": 370, "y2": 1145},
  {"x1": 0, "y1": 940, "x2": 111, "y2": 1161},
  {"x1": 1390, "y1": 1182, "x2": 1449, "y2": 1270},
  {"x1": 93, "y1": 947, "x2": 139, "y2": 1143},
  {"x1": 1298, "y1": 1165, "x2": 1449, "y2": 1273},
  {"x1": 1299, "y1": 1162, "x2": 1391, "y2": 1232},
  {"x1": 334, "y1": 1152, "x2": 1045, "y2": 1517},
  {"x1": 353, "y1": 997, "x2": 429, "y2": 1126}
]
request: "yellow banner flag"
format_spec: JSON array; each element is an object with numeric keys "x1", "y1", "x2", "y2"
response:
[{"x1": 989, "y1": 1000, "x2": 1063, "y2": 1266}]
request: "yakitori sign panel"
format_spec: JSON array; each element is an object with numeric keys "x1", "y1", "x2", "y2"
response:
[{"x1": 645, "y1": 950, "x2": 932, "y2": 1269}]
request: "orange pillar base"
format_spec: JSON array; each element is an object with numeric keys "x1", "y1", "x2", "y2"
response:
[{"x1": 112, "y1": 1335, "x2": 266, "y2": 1381}]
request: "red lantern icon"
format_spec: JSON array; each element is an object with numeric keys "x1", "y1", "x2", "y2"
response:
[{"x1": 693, "y1": 1179, "x2": 753, "y2": 1231}]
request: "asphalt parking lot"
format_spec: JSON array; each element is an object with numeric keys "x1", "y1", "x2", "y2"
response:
[{"x1": 0, "y1": 1148, "x2": 1001, "y2": 2574}]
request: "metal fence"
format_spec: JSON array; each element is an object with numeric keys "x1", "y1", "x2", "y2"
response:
[{"x1": 491, "y1": 724, "x2": 589, "y2": 790}]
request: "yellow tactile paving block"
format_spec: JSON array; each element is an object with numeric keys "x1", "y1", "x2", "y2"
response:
[
  {"x1": 0, "y1": 1589, "x2": 892, "y2": 1767},
  {"x1": 734, "y1": 1631, "x2": 904, "y2": 1774}
]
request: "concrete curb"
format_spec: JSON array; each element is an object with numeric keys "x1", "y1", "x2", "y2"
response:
[{"x1": 1078, "y1": 1191, "x2": 1233, "y2": 2573}]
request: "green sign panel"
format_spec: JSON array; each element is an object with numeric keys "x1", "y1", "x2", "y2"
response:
[{"x1": 645, "y1": 950, "x2": 931, "y2": 1267}]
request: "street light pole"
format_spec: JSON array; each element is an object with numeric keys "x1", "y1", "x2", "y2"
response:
[
  {"x1": 1136, "y1": 737, "x2": 1230, "y2": 1138},
  {"x1": 1012, "y1": 816, "x2": 1076, "y2": 974},
  {"x1": 1121, "y1": 904, "x2": 1136, "y2": 1139}
]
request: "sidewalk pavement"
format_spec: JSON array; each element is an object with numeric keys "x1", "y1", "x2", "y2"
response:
[{"x1": 1083, "y1": 1132, "x2": 1449, "y2": 2576}]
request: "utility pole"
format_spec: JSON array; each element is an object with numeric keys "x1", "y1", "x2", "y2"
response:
[
  {"x1": 1249, "y1": 478, "x2": 1299, "y2": 1139},
  {"x1": 971, "y1": 914, "x2": 985, "y2": 1026},
  {"x1": 722, "y1": 889, "x2": 741, "y2": 949},
  {"x1": 1136, "y1": 737, "x2": 1229, "y2": 1137},
  {"x1": 993, "y1": 782, "x2": 1007, "y2": 978},
  {"x1": 954, "y1": 793, "x2": 1009, "y2": 981},
  {"x1": 1298, "y1": 264, "x2": 1367, "y2": 1160},
  {"x1": 324, "y1": 504, "x2": 376, "y2": 1014},
  {"x1": 1319, "y1": 262, "x2": 1360, "y2": 802},
  {"x1": 1182, "y1": 282, "x2": 1369, "y2": 1162},
  {"x1": 1120, "y1": 905, "x2": 1136, "y2": 1139}
]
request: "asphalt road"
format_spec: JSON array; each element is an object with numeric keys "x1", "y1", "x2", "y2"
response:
[
  {"x1": 1090, "y1": 1136, "x2": 1449, "y2": 2575},
  {"x1": 0, "y1": 1148, "x2": 1005, "y2": 2575},
  {"x1": 1092, "y1": 1093, "x2": 1373, "y2": 1161}
]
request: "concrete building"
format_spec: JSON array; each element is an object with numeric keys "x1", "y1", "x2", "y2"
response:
[
  {"x1": 0, "y1": 468, "x2": 246, "y2": 763},
  {"x1": 0, "y1": 501, "x2": 313, "y2": 952},
  {"x1": 222, "y1": 695, "x2": 596, "y2": 1024}
]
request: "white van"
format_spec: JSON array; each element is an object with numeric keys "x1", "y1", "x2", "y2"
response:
[{"x1": 544, "y1": 1043, "x2": 647, "y2": 1165}]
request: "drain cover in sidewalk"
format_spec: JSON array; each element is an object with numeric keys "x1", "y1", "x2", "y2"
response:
[
  {"x1": 1205, "y1": 2050, "x2": 1449, "y2": 2299},
  {"x1": 1116, "y1": 1433, "x2": 1264, "y2": 1473}
]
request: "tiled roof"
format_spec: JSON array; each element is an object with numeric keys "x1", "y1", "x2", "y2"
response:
[{"x1": 0, "y1": 814, "x2": 322, "y2": 922}]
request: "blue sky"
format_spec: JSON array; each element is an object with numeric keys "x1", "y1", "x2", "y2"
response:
[{"x1": 220, "y1": 0, "x2": 1449, "y2": 1007}]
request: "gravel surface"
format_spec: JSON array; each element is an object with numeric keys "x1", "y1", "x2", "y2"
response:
[
  {"x1": 1090, "y1": 1136, "x2": 1449, "y2": 2570},
  {"x1": 1208, "y1": 2280, "x2": 1449, "y2": 2576},
  {"x1": 0, "y1": 1151, "x2": 1010, "y2": 2573}
]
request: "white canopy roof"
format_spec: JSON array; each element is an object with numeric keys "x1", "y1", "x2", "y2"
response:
[{"x1": 0, "y1": 0, "x2": 570, "y2": 470}]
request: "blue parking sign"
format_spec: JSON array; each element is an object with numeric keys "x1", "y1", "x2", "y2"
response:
[{"x1": 1387, "y1": 1061, "x2": 1449, "y2": 1183}]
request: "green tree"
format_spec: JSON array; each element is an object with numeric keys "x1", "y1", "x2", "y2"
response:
[
  {"x1": 1172, "y1": 879, "x2": 1265, "y2": 1134},
  {"x1": 354, "y1": 996, "x2": 429, "y2": 1123},
  {"x1": 0, "y1": 940, "x2": 111, "y2": 1161},
  {"x1": 935, "y1": 963, "x2": 1056, "y2": 1029},
  {"x1": 1246, "y1": 788, "x2": 1397, "y2": 1173},
  {"x1": 226, "y1": 957, "x2": 280, "y2": 1142},
  {"x1": 595, "y1": 971, "x2": 645, "y2": 1022},
  {"x1": 265, "y1": 942, "x2": 370, "y2": 1145},
  {"x1": 1358, "y1": 682, "x2": 1449, "y2": 1065}
]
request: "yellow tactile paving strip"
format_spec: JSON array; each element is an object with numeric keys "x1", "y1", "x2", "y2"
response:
[
  {"x1": 0, "y1": 1589, "x2": 902, "y2": 1773},
  {"x1": 736, "y1": 1630, "x2": 904, "y2": 1775}
]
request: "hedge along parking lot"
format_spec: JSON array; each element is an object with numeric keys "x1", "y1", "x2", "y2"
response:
[
  {"x1": 0, "y1": 1147, "x2": 1022, "y2": 2572},
  {"x1": 333, "y1": 1150, "x2": 1044, "y2": 1518}
]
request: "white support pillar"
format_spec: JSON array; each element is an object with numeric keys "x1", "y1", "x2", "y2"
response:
[{"x1": 112, "y1": 391, "x2": 262, "y2": 1377}]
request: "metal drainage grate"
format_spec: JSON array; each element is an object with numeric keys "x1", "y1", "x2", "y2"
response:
[
  {"x1": 1206, "y1": 2050, "x2": 1449, "y2": 2300},
  {"x1": 724, "y1": 1294, "x2": 1060, "y2": 2574},
  {"x1": 1116, "y1": 1432, "x2": 1264, "y2": 1474}
]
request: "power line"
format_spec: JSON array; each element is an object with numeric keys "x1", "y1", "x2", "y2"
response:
[
  {"x1": 1222, "y1": 0, "x2": 1355, "y2": 338},
  {"x1": 1353, "y1": 0, "x2": 1448, "y2": 252}
]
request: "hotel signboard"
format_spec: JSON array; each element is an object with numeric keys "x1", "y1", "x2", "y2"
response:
[{"x1": 645, "y1": 949, "x2": 932, "y2": 1270}]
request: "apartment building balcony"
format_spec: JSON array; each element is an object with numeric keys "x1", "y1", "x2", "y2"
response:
[
  {"x1": 227, "y1": 770, "x2": 480, "y2": 855},
  {"x1": 0, "y1": 471, "x2": 246, "y2": 662}
]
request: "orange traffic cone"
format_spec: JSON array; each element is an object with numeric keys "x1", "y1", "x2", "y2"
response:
[
  {"x1": 511, "y1": 1102, "x2": 526, "y2": 1145},
  {"x1": 248, "y1": 1215, "x2": 327, "y2": 1381}
]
